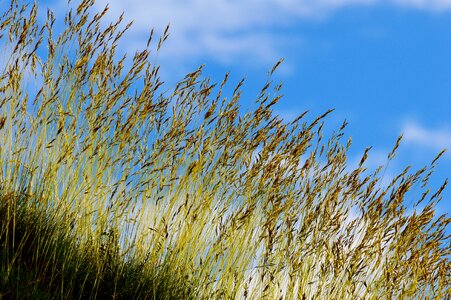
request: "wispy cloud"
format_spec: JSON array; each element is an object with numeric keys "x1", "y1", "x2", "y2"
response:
[
  {"x1": 402, "y1": 120, "x2": 451, "y2": 151},
  {"x1": 393, "y1": 0, "x2": 451, "y2": 11},
  {"x1": 38, "y1": 0, "x2": 446, "y2": 70},
  {"x1": 92, "y1": 0, "x2": 375, "y2": 67}
]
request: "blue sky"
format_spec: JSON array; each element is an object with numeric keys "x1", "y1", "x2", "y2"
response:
[{"x1": 5, "y1": 0, "x2": 451, "y2": 215}]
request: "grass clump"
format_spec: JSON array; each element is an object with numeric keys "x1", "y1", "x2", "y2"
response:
[{"x1": 0, "y1": 0, "x2": 450, "y2": 299}]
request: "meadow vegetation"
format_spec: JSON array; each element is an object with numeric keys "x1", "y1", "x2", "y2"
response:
[{"x1": 0, "y1": 0, "x2": 449, "y2": 298}]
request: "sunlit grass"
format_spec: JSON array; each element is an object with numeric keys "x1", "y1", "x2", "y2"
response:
[{"x1": 0, "y1": 0, "x2": 449, "y2": 299}]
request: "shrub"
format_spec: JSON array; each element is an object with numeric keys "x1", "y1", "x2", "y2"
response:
[{"x1": 0, "y1": 0, "x2": 449, "y2": 298}]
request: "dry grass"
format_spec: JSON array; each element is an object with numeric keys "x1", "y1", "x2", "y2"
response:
[{"x1": 0, "y1": 0, "x2": 449, "y2": 299}]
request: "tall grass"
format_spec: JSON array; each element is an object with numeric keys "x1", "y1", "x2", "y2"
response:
[{"x1": 0, "y1": 0, "x2": 449, "y2": 298}]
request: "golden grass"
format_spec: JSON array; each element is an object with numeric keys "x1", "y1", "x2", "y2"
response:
[{"x1": 0, "y1": 0, "x2": 449, "y2": 299}]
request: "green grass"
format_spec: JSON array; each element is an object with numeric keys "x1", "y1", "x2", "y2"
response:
[
  {"x1": 0, "y1": 0, "x2": 449, "y2": 299},
  {"x1": 0, "y1": 190, "x2": 195, "y2": 298}
]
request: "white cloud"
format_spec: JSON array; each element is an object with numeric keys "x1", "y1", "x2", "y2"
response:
[
  {"x1": 91, "y1": 0, "x2": 378, "y2": 66},
  {"x1": 393, "y1": 0, "x2": 451, "y2": 11},
  {"x1": 403, "y1": 121, "x2": 451, "y2": 151},
  {"x1": 45, "y1": 0, "x2": 451, "y2": 70}
]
